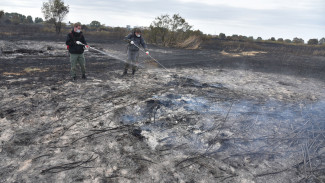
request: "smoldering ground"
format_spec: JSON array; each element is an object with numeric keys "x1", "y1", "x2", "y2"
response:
[{"x1": 0, "y1": 40, "x2": 325, "y2": 182}]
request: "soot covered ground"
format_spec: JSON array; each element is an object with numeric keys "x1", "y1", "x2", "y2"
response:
[{"x1": 1, "y1": 40, "x2": 325, "y2": 182}]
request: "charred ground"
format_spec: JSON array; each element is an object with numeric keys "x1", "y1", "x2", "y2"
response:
[{"x1": 0, "y1": 39, "x2": 325, "y2": 183}]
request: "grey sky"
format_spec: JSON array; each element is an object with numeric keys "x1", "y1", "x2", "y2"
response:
[{"x1": 1, "y1": 0, "x2": 324, "y2": 40}]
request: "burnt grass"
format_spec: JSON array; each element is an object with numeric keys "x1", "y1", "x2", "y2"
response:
[{"x1": 0, "y1": 39, "x2": 325, "y2": 183}]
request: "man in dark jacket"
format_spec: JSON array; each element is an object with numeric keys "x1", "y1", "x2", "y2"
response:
[
  {"x1": 123, "y1": 28, "x2": 149, "y2": 75},
  {"x1": 66, "y1": 23, "x2": 89, "y2": 80}
]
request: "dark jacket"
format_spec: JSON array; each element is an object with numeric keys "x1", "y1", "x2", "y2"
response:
[
  {"x1": 125, "y1": 32, "x2": 147, "y2": 52},
  {"x1": 66, "y1": 30, "x2": 87, "y2": 54}
]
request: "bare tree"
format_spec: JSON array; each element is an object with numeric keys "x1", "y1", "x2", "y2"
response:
[
  {"x1": 150, "y1": 14, "x2": 172, "y2": 45},
  {"x1": 150, "y1": 14, "x2": 192, "y2": 46},
  {"x1": 41, "y1": 0, "x2": 69, "y2": 34},
  {"x1": 170, "y1": 14, "x2": 192, "y2": 32}
]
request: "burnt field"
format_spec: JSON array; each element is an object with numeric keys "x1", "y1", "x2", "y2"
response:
[{"x1": 0, "y1": 40, "x2": 325, "y2": 183}]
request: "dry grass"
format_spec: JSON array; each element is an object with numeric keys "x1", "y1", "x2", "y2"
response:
[
  {"x1": 41, "y1": 27, "x2": 55, "y2": 33},
  {"x1": 2, "y1": 72, "x2": 24, "y2": 76},
  {"x1": 241, "y1": 51, "x2": 267, "y2": 56},
  {"x1": 2, "y1": 67, "x2": 49, "y2": 76},
  {"x1": 178, "y1": 35, "x2": 203, "y2": 49},
  {"x1": 312, "y1": 50, "x2": 325, "y2": 56},
  {"x1": 24, "y1": 67, "x2": 49, "y2": 73},
  {"x1": 220, "y1": 50, "x2": 267, "y2": 57},
  {"x1": 0, "y1": 32, "x2": 19, "y2": 36}
]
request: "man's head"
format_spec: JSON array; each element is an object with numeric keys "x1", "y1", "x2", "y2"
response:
[
  {"x1": 134, "y1": 28, "x2": 142, "y2": 37},
  {"x1": 73, "y1": 23, "x2": 82, "y2": 33}
]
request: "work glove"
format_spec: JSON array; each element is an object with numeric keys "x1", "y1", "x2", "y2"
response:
[
  {"x1": 130, "y1": 41, "x2": 134, "y2": 45},
  {"x1": 76, "y1": 41, "x2": 83, "y2": 45},
  {"x1": 145, "y1": 51, "x2": 149, "y2": 55},
  {"x1": 84, "y1": 45, "x2": 90, "y2": 50}
]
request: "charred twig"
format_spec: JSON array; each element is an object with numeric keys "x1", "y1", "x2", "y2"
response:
[
  {"x1": 308, "y1": 134, "x2": 322, "y2": 151},
  {"x1": 159, "y1": 148, "x2": 172, "y2": 152},
  {"x1": 160, "y1": 153, "x2": 172, "y2": 156},
  {"x1": 175, "y1": 154, "x2": 206, "y2": 167},
  {"x1": 71, "y1": 125, "x2": 130, "y2": 144},
  {"x1": 305, "y1": 143, "x2": 312, "y2": 172},
  {"x1": 175, "y1": 156, "x2": 198, "y2": 167},
  {"x1": 159, "y1": 143, "x2": 187, "y2": 152},
  {"x1": 104, "y1": 175, "x2": 134, "y2": 180},
  {"x1": 153, "y1": 105, "x2": 159, "y2": 123},
  {"x1": 32, "y1": 154, "x2": 52, "y2": 161},
  {"x1": 61, "y1": 122, "x2": 78, "y2": 136},
  {"x1": 301, "y1": 145, "x2": 307, "y2": 176},
  {"x1": 89, "y1": 125, "x2": 131, "y2": 132},
  {"x1": 41, "y1": 155, "x2": 98, "y2": 174},
  {"x1": 70, "y1": 131, "x2": 104, "y2": 144},
  {"x1": 173, "y1": 143, "x2": 188, "y2": 150},
  {"x1": 158, "y1": 136, "x2": 173, "y2": 143},
  {"x1": 176, "y1": 152, "x2": 219, "y2": 170},
  {"x1": 179, "y1": 161, "x2": 199, "y2": 169},
  {"x1": 224, "y1": 101, "x2": 234, "y2": 122},
  {"x1": 255, "y1": 168, "x2": 291, "y2": 177},
  {"x1": 105, "y1": 175, "x2": 119, "y2": 179}
]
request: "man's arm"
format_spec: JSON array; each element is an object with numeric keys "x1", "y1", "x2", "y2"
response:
[
  {"x1": 66, "y1": 34, "x2": 74, "y2": 46},
  {"x1": 81, "y1": 34, "x2": 87, "y2": 45},
  {"x1": 124, "y1": 34, "x2": 132, "y2": 43},
  {"x1": 140, "y1": 37, "x2": 147, "y2": 50}
]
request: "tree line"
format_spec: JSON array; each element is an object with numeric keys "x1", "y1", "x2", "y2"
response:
[
  {"x1": 1, "y1": 0, "x2": 324, "y2": 46},
  {"x1": 216, "y1": 33, "x2": 324, "y2": 45},
  {"x1": 0, "y1": 10, "x2": 43, "y2": 25}
]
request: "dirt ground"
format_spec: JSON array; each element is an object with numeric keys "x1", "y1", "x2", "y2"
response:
[{"x1": 0, "y1": 40, "x2": 325, "y2": 183}]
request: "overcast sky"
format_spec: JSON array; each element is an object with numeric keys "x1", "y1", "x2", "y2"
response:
[{"x1": 1, "y1": 0, "x2": 324, "y2": 40}]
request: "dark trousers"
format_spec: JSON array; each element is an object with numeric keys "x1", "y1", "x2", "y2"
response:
[{"x1": 125, "y1": 50, "x2": 139, "y2": 71}]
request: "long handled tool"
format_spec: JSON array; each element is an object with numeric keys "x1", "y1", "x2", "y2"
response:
[
  {"x1": 75, "y1": 41, "x2": 144, "y2": 68},
  {"x1": 130, "y1": 43, "x2": 171, "y2": 73},
  {"x1": 76, "y1": 41, "x2": 170, "y2": 73},
  {"x1": 130, "y1": 43, "x2": 193, "y2": 88},
  {"x1": 76, "y1": 41, "x2": 114, "y2": 56}
]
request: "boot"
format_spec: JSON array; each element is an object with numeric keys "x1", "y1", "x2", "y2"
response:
[
  {"x1": 82, "y1": 74, "x2": 87, "y2": 79},
  {"x1": 123, "y1": 69, "x2": 127, "y2": 76},
  {"x1": 132, "y1": 69, "x2": 136, "y2": 75},
  {"x1": 72, "y1": 76, "x2": 76, "y2": 81}
]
